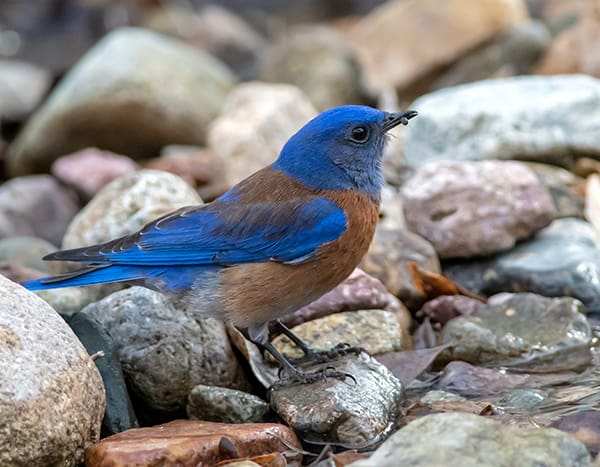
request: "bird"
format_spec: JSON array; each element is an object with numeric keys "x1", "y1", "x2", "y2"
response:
[{"x1": 23, "y1": 105, "x2": 417, "y2": 384}]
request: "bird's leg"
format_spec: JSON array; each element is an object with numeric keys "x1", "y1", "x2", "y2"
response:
[{"x1": 274, "y1": 320, "x2": 366, "y2": 365}]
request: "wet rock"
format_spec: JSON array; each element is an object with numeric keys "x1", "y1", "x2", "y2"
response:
[
  {"x1": 0, "y1": 275, "x2": 104, "y2": 466},
  {"x1": 51, "y1": 148, "x2": 139, "y2": 201},
  {"x1": 348, "y1": 412, "x2": 591, "y2": 467},
  {"x1": 261, "y1": 25, "x2": 368, "y2": 110},
  {"x1": 361, "y1": 227, "x2": 440, "y2": 308},
  {"x1": 527, "y1": 162, "x2": 585, "y2": 219},
  {"x1": 270, "y1": 352, "x2": 402, "y2": 448},
  {"x1": 67, "y1": 312, "x2": 138, "y2": 437},
  {"x1": 417, "y1": 295, "x2": 486, "y2": 325},
  {"x1": 551, "y1": 410, "x2": 600, "y2": 456},
  {"x1": 273, "y1": 309, "x2": 411, "y2": 360},
  {"x1": 208, "y1": 82, "x2": 317, "y2": 186},
  {"x1": 351, "y1": 0, "x2": 528, "y2": 93},
  {"x1": 8, "y1": 27, "x2": 236, "y2": 176},
  {"x1": 187, "y1": 385, "x2": 270, "y2": 424},
  {"x1": 85, "y1": 420, "x2": 302, "y2": 466},
  {"x1": 439, "y1": 293, "x2": 592, "y2": 369},
  {"x1": 0, "y1": 236, "x2": 56, "y2": 272},
  {"x1": 81, "y1": 286, "x2": 247, "y2": 412},
  {"x1": 402, "y1": 160, "x2": 555, "y2": 258},
  {"x1": 0, "y1": 60, "x2": 52, "y2": 121},
  {"x1": 419, "y1": 390, "x2": 466, "y2": 404},
  {"x1": 499, "y1": 389, "x2": 549, "y2": 411},
  {"x1": 405, "y1": 75, "x2": 600, "y2": 168},
  {"x1": 445, "y1": 218, "x2": 600, "y2": 314},
  {"x1": 0, "y1": 175, "x2": 79, "y2": 246}
]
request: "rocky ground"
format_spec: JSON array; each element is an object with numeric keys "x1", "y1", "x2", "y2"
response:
[{"x1": 2, "y1": 0, "x2": 600, "y2": 466}]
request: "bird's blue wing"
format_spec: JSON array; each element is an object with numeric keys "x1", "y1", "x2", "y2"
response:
[{"x1": 46, "y1": 197, "x2": 347, "y2": 266}]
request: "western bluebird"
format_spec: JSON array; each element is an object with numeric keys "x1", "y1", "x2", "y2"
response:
[{"x1": 23, "y1": 105, "x2": 417, "y2": 384}]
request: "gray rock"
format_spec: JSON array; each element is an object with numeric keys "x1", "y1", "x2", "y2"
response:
[
  {"x1": 419, "y1": 390, "x2": 465, "y2": 404},
  {"x1": 445, "y1": 218, "x2": 600, "y2": 314},
  {"x1": 439, "y1": 293, "x2": 592, "y2": 369},
  {"x1": 361, "y1": 227, "x2": 440, "y2": 309},
  {"x1": 270, "y1": 352, "x2": 402, "y2": 448},
  {"x1": 208, "y1": 82, "x2": 317, "y2": 186},
  {"x1": 499, "y1": 389, "x2": 549, "y2": 411},
  {"x1": 0, "y1": 175, "x2": 80, "y2": 246},
  {"x1": 0, "y1": 274, "x2": 105, "y2": 466},
  {"x1": 0, "y1": 236, "x2": 56, "y2": 272},
  {"x1": 81, "y1": 287, "x2": 247, "y2": 412},
  {"x1": 348, "y1": 412, "x2": 591, "y2": 467},
  {"x1": 187, "y1": 385, "x2": 270, "y2": 423},
  {"x1": 8, "y1": 27, "x2": 236, "y2": 176},
  {"x1": 405, "y1": 75, "x2": 600, "y2": 168},
  {"x1": 36, "y1": 286, "x2": 106, "y2": 318},
  {"x1": 402, "y1": 160, "x2": 556, "y2": 258},
  {"x1": 0, "y1": 60, "x2": 52, "y2": 121},
  {"x1": 260, "y1": 25, "x2": 368, "y2": 111},
  {"x1": 527, "y1": 162, "x2": 585, "y2": 219}
]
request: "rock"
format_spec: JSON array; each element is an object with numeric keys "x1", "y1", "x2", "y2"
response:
[
  {"x1": 260, "y1": 25, "x2": 368, "y2": 111},
  {"x1": 499, "y1": 389, "x2": 549, "y2": 411},
  {"x1": 0, "y1": 175, "x2": 80, "y2": 246},
  {"x1": 67, "y1": 312, "x2": 138, "y2": 436},
  {"x1": 0, "y1": 60, "x2": 52, "y2": 121},
  {"x1": 361, "y1": 227, "x2": 440, "y2": 308},
  {"x1": 551, "y1": 411, "x2": 600, "y2": 456},
  {"x1": 419, "y1": 390, "x2": 466, "y2": 404},
  {"x1": 208, "y1": 82, "x2": 317, "y2": 186},
  {"x1": 272, "y1": 309, "x2": 410, "y2": 360},
  {"x1": 379, "y1": 185, "x2": 406, "y2": 230},
  {"x1": 8, "y1": 27, "x2": 236, "y2": 176},
  {"x1": 187, "y1": 385, "x2": 270, "y2": 424},
  {"x1": 0, "y1": 236, "x2": 56, "y2": 272},
  {"x1": 417, "y1": 295, "x2": 486, "y2": 325},
  {"x1": 402, "y1": 160, "x2": 556, "y2": 258},
  {"x1": 51, "y1": 148, "x2": 139, "y2": 201},
  {"x1": 35, "y1": 287, "x2": 105, "y2": 318},
  {"x1": 586, "y1": 174, "x2": 600, "y2": 234},
  {"x1": 0, "y1": 275, "x2": 104, "y2": 466},
  {"x1": 85, "y1": 420, "x2": 302, "y2": 466},
  {"x1": 81, "y1": 287, "x2": 247, "y2": 412},
  {"x1": 270, "y1": 352, "x2": 402, "y2": 448},
  {"x1": 350, "y1": 0, "x2": 528, "y2": 93},
  {"x1": 348, "y1": 412, "x2": 591, "y2": 467},
  {"x1": 439, "y1": 293, "x2": 592, "y2": 369},
  {"x1": 527, "y1": 162, "x2": 585, "y2": 219},
  {"x1": 445, "y1": 218, "x2": 600, "y2": 314},
  {"x1": 405, "y1": 75, "x2": 600, "y2": 168}
]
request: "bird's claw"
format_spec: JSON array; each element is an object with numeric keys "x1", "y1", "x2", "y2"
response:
[{"x1": 271, "y1": 366, "x2": 357, "y2": 390}]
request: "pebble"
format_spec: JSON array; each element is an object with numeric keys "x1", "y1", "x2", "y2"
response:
[{"x1": 187, "y1": 385, "x2": 270, "y2": 424}]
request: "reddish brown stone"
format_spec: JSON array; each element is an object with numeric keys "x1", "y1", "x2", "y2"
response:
[
  {"x1": 216, "y1": 452, "x2": 287, "y2": 466},
  {"x1": 85, "y1": 420, "x2": 301, "y2": 467}
]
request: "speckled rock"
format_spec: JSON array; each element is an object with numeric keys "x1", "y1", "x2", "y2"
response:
[
  {"x1": 81, "y1": 286, "x2": 247, "y2": 412},
  {"x1": 439, "y1": 293, "x2": 592, "y2": 369},
  {"x1": 187, "y1": 385, "x2": 270, "y2": 424},
  {"x1": 8, "y1": 27, "x2": 236, "y2": 176},
  {"x1": 0, "y1": 236, "x2": 56, "y2": 272},
  {"x1": 35, "y1": 285, "x2": 104, "y2": 318},
  {"x1": 402, "y1": 160, "x2": 556, "y2": 258},
  {"x1": 270, "y1": 352, "x2": 402, "y2": 448},
  {"x1": 0, "y1": 275, "x2": 105, "y2": 466},
  {"x1": 0, "y1": 175, "x2": 79, "y2": 246},
  {"x1": 208, "y1": 82, "x2": 317, "y2": 186},
  {"x1": 348, "y1": 412, "x2": 591, "y2": 467}
]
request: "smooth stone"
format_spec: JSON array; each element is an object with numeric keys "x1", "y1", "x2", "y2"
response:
[
  {"x1": 0, "y1": 60, "x2": 52, "y2": 121},
  {"x1": 419, "y1": 390, "x2": 466, "y2": 404},
  {"x1": 405, "y1": 75, "x2": 600, "y2": 168},
  {"x1": 348, "y1": 412, "x2": 591, "y2": 467},
  {"x1": 361, "y1": 227, "x2": 440, "y2": 309},
  {"x1": 551, "y1": 410, "x2": 600, "y2": 457},
  {"x1": 402, "y1": 160, "x2": 555, "y2": 258},
  {"x1": 81, "y1": 287, "x2": 247, "y2": 412},
  {"x1": 439, "y1": 293, "x2": 592, "y2": 369},
  {"x1": 527, "y1": 162, "x2": 585, "y2": 219},
  {"x1": 499, "y1": 389, "x2": 549, "y2": 411},
  {"x1": 0, "y1": 175, "x2": 80, "y2": 246},
  {"x1": 270, "y1": 352, "x2": 402, "y2": 448},
  {"x1": 417, "y1": 295, "x2": 486, "y2": 325},
  {"x1": 0, "y1": 275, "x2": 104, "y2": 466},
  {"x1": 187, "y1": 385, "x2": 270, "y2": 424},
  {"x1": 208, "y1": 81, "x2": 317, "y2": 186},
  {"x1": 260, "y1": 25, "x2": 368, "y2": 111},
  {"x1": 445, "y1": 218, "x2": 600, "y2": 314},
  {"x1": 35, "y1": 285, "x2": 104, "y2": 318},
  {"x1": 8, "y1": 27, "x2": 236, "y2": 175},
  {"x1": 0, "y1": 236, "x2": 56, "y2": 271},
  {"x1": 67, "y1": 312, "x2": 138, "y2": 436}
]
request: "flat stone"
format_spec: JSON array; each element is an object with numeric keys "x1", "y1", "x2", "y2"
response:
[
  {"x1": 405, "y1": 75, "x2": 600, "y2": 168},
  {"x1": 348, "y1": 412, "x2": 591, "y2": 467},
  {"x1": 8, "y1": 27, "x2": 236, "y2": 176},
  {"x1": 0, "y1": 275, "x2": 104, "y2": 466},
  {"x1": 445, "y1": 218, "x2": 600, "y2": 314},
  {"x1": 402, "y1": 160, "x2": 555, "y2": 258},
  {"x1": 187, "y1": 385, "x2": 270, "y2": 424}
]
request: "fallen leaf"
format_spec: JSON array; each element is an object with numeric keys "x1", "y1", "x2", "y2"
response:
[{"x1": 376, "y1": 344, "x2": 451, "y2": 386}]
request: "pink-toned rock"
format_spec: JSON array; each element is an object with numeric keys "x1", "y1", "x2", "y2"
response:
[
  {"x1": 402, "y1": 161, "x2": 556, "y2": 258},
  {"x1": 52, "y1": 148, "x2": 139, "y2": 200}
]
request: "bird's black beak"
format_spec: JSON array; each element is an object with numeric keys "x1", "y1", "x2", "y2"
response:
[{"x1": 382, "y1": 110, "x2": 418, "y2": 132}]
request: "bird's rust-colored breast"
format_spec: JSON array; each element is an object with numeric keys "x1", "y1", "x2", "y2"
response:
[{"x1": 219, "y1": 168, "x2": 380, "y2": 328}]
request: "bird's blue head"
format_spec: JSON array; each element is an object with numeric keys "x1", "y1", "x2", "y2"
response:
[{"x1": 272, "y1": 105, "x2": 417, "y2": 202}]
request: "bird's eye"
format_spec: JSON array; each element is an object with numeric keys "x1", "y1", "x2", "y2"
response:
[{"x1": 350, "y1": 126, "x2": 369, "y2": 143}]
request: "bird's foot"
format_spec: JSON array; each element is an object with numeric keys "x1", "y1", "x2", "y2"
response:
[
  {"x1": 270, "y1": 366, "x2": 356, "y2": 390},
  {"x1": 289, "y1": 342, "x2": 366, "y2": 365}
]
